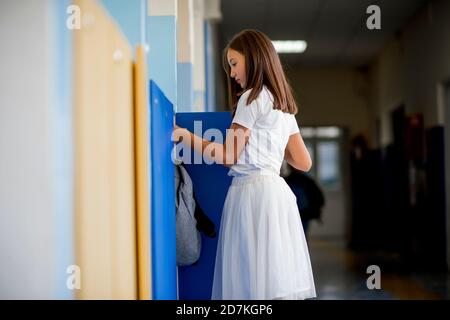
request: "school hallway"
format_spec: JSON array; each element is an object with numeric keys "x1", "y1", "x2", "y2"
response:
[{"x1": 2, "y1": 0, "x2": 450, "y2": 300}]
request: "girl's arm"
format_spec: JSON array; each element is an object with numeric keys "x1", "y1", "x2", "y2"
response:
[
  {"x1": 284, "y1": 133, "x2": 312, "y2": 172},
  {"x1": 174, "y1": 123, "x2": 250, "y2": 167}
]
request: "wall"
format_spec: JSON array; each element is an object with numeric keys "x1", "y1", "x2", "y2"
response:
[
  {"x1": 0, "y1": 0, "x2": 73, "y2": 299},
  {"x1": 286, "y1": 66, "x2": 372, "y2": 142},
  {"x1": 369, "y1": 0, "x2": 450, "y2": 146},
  {"x1": 101, "y1": 0, "x2": 146, "y2": 50},
  {"x1": 368, "y1": 0, "x2": 450, "y2": 269}
]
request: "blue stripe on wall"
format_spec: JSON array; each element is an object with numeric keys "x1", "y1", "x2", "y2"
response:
[
  {"x1": 194, "y1": 90, "x2": 205, "y2": 112},
  {"x1": 147, "y1": 16, "x2": 177, "y2": 108},
  {"x1": 177, "y1": 62, "x2": 193, "y2": 112},
  {"x1": 52, "y1": 0, "x2": 74, "y2": 299},
  {"x1": 204, "y1": 21, "x2": 216, "y2": 112},
  {"x1": 100, "y1": 0, "x2": 144, "y2": 49}
]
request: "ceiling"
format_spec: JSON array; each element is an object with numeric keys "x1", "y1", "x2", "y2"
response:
[{"x1": 219, "y1": 0, "x2": 428, "y2": 67}]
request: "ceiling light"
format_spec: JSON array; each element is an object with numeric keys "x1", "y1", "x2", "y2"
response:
[{"x1": 272, "y1": 40, "x2": 307, "y2": 53}]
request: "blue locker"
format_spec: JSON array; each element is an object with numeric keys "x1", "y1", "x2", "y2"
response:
[
  {"x1": 150, "y1": 81, "x2": 177, "y2": 299},
  {"x1": 176, "y1": 112, "x2": 233, "y2": 300}
]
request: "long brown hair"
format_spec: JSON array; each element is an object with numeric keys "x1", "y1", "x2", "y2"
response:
[{"x1": 222, "y1": 29, "x2": 298, "y2": 118}]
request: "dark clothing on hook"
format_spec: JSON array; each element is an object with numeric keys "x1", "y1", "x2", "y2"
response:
[
  {"x1": 175, "y1": 162, "x2": 216, "y2": 266},
  {"x1": 284, "y1": 169, "x2": 325, "y2": 235}
]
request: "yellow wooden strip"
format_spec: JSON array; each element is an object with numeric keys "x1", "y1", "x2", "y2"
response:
[
  {"x1": 134, "y1": 45, "x2": 152, "y2": 300},
  {"x1": 109, "y1": 14, "x2": 137, "y2": 300},
  {"x1": 74, "y1": 0, "x2": 137, "y2": 299}
]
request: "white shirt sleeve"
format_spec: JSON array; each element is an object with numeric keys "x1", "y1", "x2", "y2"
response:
[
  {"x1": 289, "y1": 114, "x2": 300, "y2": 136},
  {"x1": 232, "y1": 92, "x2": 259, "y2": 129}
]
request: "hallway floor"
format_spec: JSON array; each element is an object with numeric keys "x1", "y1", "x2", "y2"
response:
[{"x1": 309, "y1": 239, "x2": 450, "y2": 300}]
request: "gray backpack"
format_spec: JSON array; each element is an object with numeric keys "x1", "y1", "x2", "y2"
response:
[{"x1": 174, "y1": 163, "x2": 201, "y2": 266}]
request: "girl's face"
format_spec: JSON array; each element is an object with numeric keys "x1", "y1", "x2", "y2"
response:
[{"x1": 227, "y1": 49, "x2": 246, "y2": 89}]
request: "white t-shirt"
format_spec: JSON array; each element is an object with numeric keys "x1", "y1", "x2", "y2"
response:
[{"x1": 228, "y1": 85, "x2": 300, "y2": 177}]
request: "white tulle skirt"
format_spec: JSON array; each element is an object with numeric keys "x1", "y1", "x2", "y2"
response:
[{"x1": 211, "y1": 170, "x2": 316, "y2": 300}]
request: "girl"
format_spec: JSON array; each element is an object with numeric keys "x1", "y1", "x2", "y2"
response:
[{"x1": 173, "y1": 29, "x2": 316, "y2": 300}]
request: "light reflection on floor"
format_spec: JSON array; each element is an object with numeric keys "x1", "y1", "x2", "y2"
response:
[{"x1": 308, "y1": 239, "x2": 449, "y2": 300}]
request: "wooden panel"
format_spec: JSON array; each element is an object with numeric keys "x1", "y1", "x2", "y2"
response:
[
  {"x1": 74, "y1": 0, "x2": 136, "y2": 299},
  {"x1": 109, "y1": 18, "x2": 136, "y2": 299},
  {"x1": 134, "y1": 45, "x2": 152, "y2": 300}
]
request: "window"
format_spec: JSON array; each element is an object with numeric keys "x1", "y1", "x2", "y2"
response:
[
  {"x1": 317, "y1": 141, "x2": 340, "y2": 188},
  {"x1": 301, "y1": 126, "x2": 342, "y2": 189}
]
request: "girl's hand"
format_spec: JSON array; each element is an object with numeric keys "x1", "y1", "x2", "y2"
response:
[{"x1": 173, "y1": 123, "x2": 184, "y2": 143}]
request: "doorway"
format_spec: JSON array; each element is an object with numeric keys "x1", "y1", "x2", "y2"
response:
[
  {"x1": 443, "y1": 80, "x2": 450, "y2": 270},
  {"x1": 302, "y1": 126, "x2": 351, "y2": 241}
]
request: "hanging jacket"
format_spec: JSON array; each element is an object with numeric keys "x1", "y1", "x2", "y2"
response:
[
  {"x1": 285, "y1": 170, "x2": 325, "y2": 222},
  {"x1": 193, "y1": 191, "x2": 216, "y2": 238},
  {"x1": 174, "y1": 163, "x2": 216, "y2": 266}
]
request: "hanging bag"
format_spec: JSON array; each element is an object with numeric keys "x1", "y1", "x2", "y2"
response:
[{"x1": 174, "y1": 163, "x2": 201, "y2": 266}]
